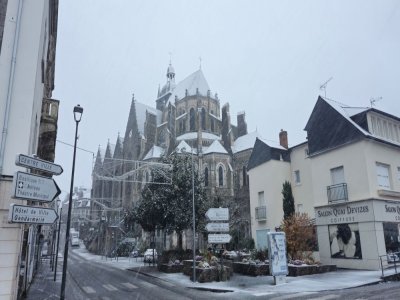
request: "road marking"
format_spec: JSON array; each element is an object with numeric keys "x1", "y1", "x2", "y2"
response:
[
  {"x1": 268, "y1": 292, "x2": 316, "y2": 299},
  {"x1": 82, "y1": 286, "x2": 96, "y2": 294},
  {"x1": 311, "y1": 295, "x2": 339, "y2": 300},
  {"x1": 121, "y1": 282, "x2": 138, "y2": 289},
  {"x1": 139, "y1": 281, "x2": 157, "y2": 289},
  {"x1": 103, "y1": 284, "x2": 118, "y2": 291}
]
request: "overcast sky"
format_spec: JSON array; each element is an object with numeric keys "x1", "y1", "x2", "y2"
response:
[{"x1": 53, "y1": 0, "x2": 400, "y2": 198}]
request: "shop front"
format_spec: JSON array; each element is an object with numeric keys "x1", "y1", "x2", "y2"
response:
[{"x1": 315, "y1": 199, "x2": 400, "y2": 270}]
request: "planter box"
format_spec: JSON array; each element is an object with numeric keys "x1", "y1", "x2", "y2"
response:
[
  {"x1": 158, "y1": 263, "x2": 184, "y2": 273},
  {"x1": 288, "y1": 264, "x2": 337, "y2": 277},
  {"x1": 188, "y1": 266, "x2": 231, "y2": 283},
  {"x1": 233, "y1": 262, "x2": 269, "y2": 276},
  {"x1": 182, "y1": 260, "x2": 201, "y2": 276}
]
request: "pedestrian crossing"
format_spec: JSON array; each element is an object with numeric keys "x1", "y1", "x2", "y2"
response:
[
  {"x1": 81, "y1": 282, "x2": 140, "y2": 295},
  {"x1": 260, "y1": 292, "x2": 340, "y2": 300}
]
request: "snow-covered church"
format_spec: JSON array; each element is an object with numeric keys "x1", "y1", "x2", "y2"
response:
[{"x1": 91, "y1": 63, "x2": 281, "y2": 251}]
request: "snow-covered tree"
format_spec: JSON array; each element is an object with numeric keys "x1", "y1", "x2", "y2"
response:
[{"x1": 133, "y1": 152, "x2": 207, "y2": 250}]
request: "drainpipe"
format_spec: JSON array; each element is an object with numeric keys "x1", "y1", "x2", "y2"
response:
[{"x1": 0, "y1": 0, "x2": 23, "y2": 175}]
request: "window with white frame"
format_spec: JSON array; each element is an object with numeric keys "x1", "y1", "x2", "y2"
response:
[
  {"x1": 376, "y1": 162, "x2": 391, "y2": 189},
  {"x1": 297, "y1": 203, "x2": 304, "y2": 213},
  {"x1": 258, "y1": 191, "x2": 265, "y2": 206},
  {"x1": 294, "y1": 170, "x2": 301, "y2": 185},
  {"x1": 330, "y1": 166, "x2": 345, "y2": 185}
]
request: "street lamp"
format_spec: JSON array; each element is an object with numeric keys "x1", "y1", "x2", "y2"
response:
[
  {"x1": 60, "y1": 105, "x2": 83, "y2": 299},
  {"x1": 54, "y1": 199, "x2": 62, "y2": 281},
  {"x1": 191, "y1": 147, "x2": 196, "y2": 282}
]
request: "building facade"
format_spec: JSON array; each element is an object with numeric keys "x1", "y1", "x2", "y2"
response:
[
  {"x1": 248, "y1": 96, "x2": 400, "y2": 270},
  {"x1": 91, "y1": 64, "x2": 259, "y2": 252},
  {"x1": 0, "y1": 0, "x2": 59, "y2": 298}
]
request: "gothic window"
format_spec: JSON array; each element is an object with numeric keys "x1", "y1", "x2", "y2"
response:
[
  {"x1": 190, "y1": 108, "x2": 195, "y2": 131},
  {"x1": 204, "y1": 167, "x2": 209, "y2": 187},
  {"x1": 210, "y1": 110, "x2": 215, "y2": 132},
  {"x1": 218, "y1": 165, "x2": 224, "y2": 187},
  {"x1": 242, "y1": 166, "x2": 247, "y2": 186},
  {"x1": 201, "y1": 108, "x2": 206, "y2": 130}
]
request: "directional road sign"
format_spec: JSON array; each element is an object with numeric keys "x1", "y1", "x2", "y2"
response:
[
  {"x1": 15, "y1": 154, "x2": 63, "y2": 175},
  {"x1": 12, "y1": 171, "x2": 61, "y2": 202},
  {"x1": 8, "y1": 204, "x2": 58, "y2": 225},
  {"x1": 206, "y1": 222, "x2": 229, "y2": 232},
  {"x1": 208, "y1": 233, "x2": 232, "y2": 244},
  {"x1": 205, "y1": 208, "x2": 229, "y2": 221}
]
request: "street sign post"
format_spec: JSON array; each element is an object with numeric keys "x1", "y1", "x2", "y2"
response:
[
  {"x1": 208, "y1": 233, "x2": 232, "y2": 244},
  {"x1": 8, "y1": 204, "x2": 58, "y2": 225},
  {"x1": 15, "y1": 154, "x2": 63, "y2": 175},
  {"x1": 206, "y1": 222, "x2": 229, "y2": 232},
  {"x1": 205, "y1": 208, "x2": 229, "y2": 221},
  {"x1": 12, "y1": 171, "x2": 61, "y2": 202}
]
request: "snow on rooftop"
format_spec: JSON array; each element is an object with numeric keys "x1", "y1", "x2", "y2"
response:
[
  {"x1": 233, "y1": 131, "x2": 285, "y2": 153},
  {"x1": 136, "y1": 101, "x2": 162, "y2": 133},
  {"x1": 203, "y1": 140, "x2": 228, "y2": 155},
  {"x1": 175, "y1": 140, "x2": 194, "y2": 153},
  {"x1": 323, "y1": 98, "x2": 371, "y2": 137},
  {"x1": 167, "y1": 69, "x2": 210, "y2": 105},
  {"x1": 143, "y1": 145, "x2": 165, "y2": 160},
  {"x1": 177, "y1": 132, "x2": 221, "y2": 141}
]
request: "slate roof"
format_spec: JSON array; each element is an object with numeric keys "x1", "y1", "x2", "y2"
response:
[
  {"x1": 247, "y1": 138, "x2": 290, "y2": 171},
  {"x1": 166, "y1": 69, "x2": 210, "y2": 105},
  {"x1": 203, "y1": 140, "x2": 228, "y2": 155},
  {"x1": 232, "y1": 131, "x2": 286, "y2": 154},
  {"x1": 143, "y1": 145, "x2": 165, "y2": 160},
  {"x1": 305, "y1": 96, "x2": 400, "y2": 155}
]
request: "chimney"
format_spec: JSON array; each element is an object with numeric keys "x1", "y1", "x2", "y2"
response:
[{"x1": 279, "y1": 129, "x2": 288, "y2": 149}]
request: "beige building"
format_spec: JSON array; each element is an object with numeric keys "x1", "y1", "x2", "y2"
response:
[
  {"x1": 248, "y1": 96, "x2": 400, "y2": 270},
  {"x1": 0, "y1": 0, "x2": 59, "y2": 298}
]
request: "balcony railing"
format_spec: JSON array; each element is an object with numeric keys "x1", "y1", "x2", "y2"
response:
[
  {"x1": 255, "y1": 206, "x2": 267, "y2": 220},
  {"x1": 327, "y1": 183, "x2": 348, "y2": 203}
]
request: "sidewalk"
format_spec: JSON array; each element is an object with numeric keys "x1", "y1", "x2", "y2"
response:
[
  {"x1": 25, "y1": 255, "x2": 63, "y2": 300},
  {"x1": 26, "y1": 244, "x2": 395, "y2": 299},
  {"x1": 72, "y1": 246, "x2": 390, "y2": 296}
]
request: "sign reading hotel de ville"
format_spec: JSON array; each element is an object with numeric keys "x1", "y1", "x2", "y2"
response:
[{"x1": 8, "y1": 204, "x2": 58, "y2": 225}]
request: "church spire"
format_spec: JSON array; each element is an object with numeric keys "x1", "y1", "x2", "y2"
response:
[{"x1": 167, "y1": 63, "x2": 175, "y2": 83}]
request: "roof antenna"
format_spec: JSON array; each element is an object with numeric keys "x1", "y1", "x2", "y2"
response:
[
  {"x1": 319, "y1": 77, "x2": 333, "y2": 98},
  {"x1": 199, "y1": 56, "x2": 202, "y2": 70},
  {"x1": 370, "y1": 97, "x2": 382, "y2": 107}
]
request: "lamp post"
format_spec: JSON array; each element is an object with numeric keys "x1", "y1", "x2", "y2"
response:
[
  {"x1": 191, "y1": 147, "x2": 196, "y2": 282},
  {"x1": 60, "y1": 105, "x2": 83, "y2": 299},
  {"x1": 54, "y1": 200, "x2": 62, "y2": 281}
]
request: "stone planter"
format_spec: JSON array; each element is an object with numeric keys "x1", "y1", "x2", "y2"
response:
[
  {"x1": 189, "y1": 266, "x2": 231, "y2": 283},
  {"x1": 182, "y1": 260, "x2": 201, "y2": 276},
  {"x1": 288, "y1": 264, "x2": 336, "y2": 277},
  {"x1": 158, "y1": 263, "x2": 184, "y2": 273},
  {"x1": 233, "y1": 262, "x2": 269, "y2": 276}
]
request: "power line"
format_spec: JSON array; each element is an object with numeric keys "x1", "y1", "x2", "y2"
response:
[{"x1": 57, "y1": 139, "x2": 95, "y2": 155}]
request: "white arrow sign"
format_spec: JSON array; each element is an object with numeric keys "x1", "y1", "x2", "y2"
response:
[
  {"x1": 208, "y1": 233, "x2": 232, "y2": 244},
  {"x1": 12, "y1": 171, "x2": 61, "y2": 202},
  {"x1": 8, "y1": 204, "x2": 58, "y2": 225},
  {"x1": 206, "y1": 223, "x2": 229, "y2": 232},
  {"x1": 15, "y1": 154, "x2": 63, "y2": 175},
  {"x1": 205, "y1": 208, "x2": 229, "y2": 221}
]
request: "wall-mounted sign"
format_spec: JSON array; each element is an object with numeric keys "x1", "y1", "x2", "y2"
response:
[
  {"x1": 8, "y1": 204, "x2": 58, "y2": 225},
  {"x1": 12, "y1": 171, "x2": 61, "y2": 202},
  {"x1": 15, "y1": 154, "x2": 63, "y2": 175}
]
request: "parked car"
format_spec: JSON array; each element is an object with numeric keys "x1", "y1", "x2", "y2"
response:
[
  {"x1": 130, "y1": 249, "x2": 140, "y2": 257},
  {"x1": 143, "y1": 249, "x2": 158, "y2": 262},
  {"x1": 71, "y1": 237, "x2": 80, "y2": 247}
]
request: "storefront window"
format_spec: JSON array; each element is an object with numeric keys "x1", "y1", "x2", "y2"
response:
[
  {"x1": 383, "y1": 222, "x2": 400, "y2": 253},
  {"x1": 329, "y1": 223, "x2": 362, "y2": 259}
]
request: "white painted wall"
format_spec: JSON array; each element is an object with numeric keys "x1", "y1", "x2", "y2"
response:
[
  {"x1": 0, "y1": 1, "x2": 50, "y2": 298},
  {"x1": 249, "y1": 159, "x2": 290, "y2": 247}
]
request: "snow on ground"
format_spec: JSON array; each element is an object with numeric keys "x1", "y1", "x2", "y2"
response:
[{"x1": 72, "y1": 244, "x2": 391, "y2": 296}]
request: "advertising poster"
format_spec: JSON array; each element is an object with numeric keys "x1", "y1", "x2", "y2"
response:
[
  {"x1": 267, "y1": 232, "x2": 288, "y2": 276},
  {"x1": 329, "y1": 223, "x2": 362, "y2": 259}
]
